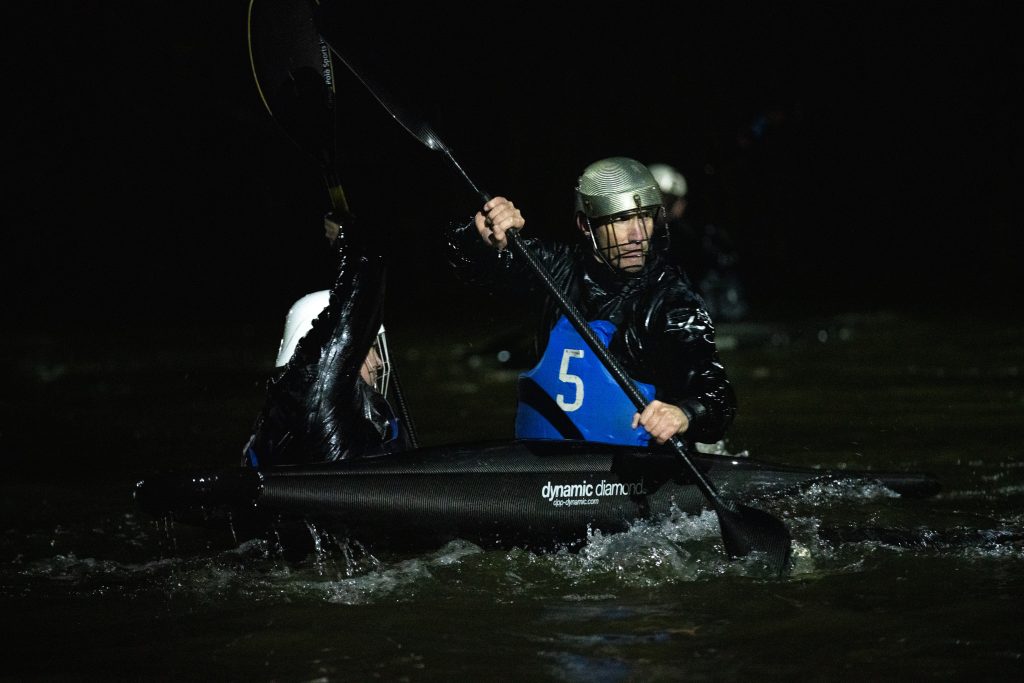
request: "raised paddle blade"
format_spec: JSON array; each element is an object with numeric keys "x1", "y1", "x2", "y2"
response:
[
  {"x1": 717, "y1": 503, "x2": 793, "y2": 575},
  {"x1": 247, "y1": 0, "x2": 346, "y2": 210},
  {"x1": 247, "y1": 0, "x2": 335, "y2": 160}
]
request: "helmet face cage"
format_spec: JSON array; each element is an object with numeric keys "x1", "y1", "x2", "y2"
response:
[
  {"x1": 363, "y1": 325, "x2": 392, "y2": 397},
  {"x1": 582, "y1": 207, "x2": 660, "y2": 272},
  {"x1": 582, "y1": 205, "x2": 669, "y2": 274}
]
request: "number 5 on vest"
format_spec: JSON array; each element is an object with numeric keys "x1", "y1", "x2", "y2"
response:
[{"x1": 556, "y1": 348, "x2": 585, "y2": 411}]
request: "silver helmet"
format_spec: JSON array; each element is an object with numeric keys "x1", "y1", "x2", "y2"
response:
[
  {"x1": 275, "y1": 289, "x2": 391, "y2": 396},
  {"x1": 574, "y1": 157, "x2": 667, "y2": 273},
  {"x1": 574, "y1": 157, "x2": 663, "y2": 220},
  {"x1": 648, "y1": 163, "x2": 688, "y2": 198}
]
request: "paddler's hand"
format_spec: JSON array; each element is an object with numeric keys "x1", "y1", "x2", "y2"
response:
[
  {"x1": 475, "y1": 196, "x2": 524, "y2": 251},
  {"x1": 632, "y1": 401, "x2": 689, "y2": 444}
]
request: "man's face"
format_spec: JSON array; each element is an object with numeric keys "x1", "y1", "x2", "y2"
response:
[
  {"x1": 593, "y1": 210, "x2": 654, "y2": 272},
  {"x1": 360, "y1": 345, "x2": 383, "y2": 388}
]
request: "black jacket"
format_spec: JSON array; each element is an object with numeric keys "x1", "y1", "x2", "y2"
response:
[
  {"x1": 445, "y1": 221, "x2": 737, "y2": 444},
  {"x1": 245, "y1": 221, "x2": 412, "y2": 467}
]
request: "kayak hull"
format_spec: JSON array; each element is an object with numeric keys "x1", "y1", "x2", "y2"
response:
[{"x1": 135, "y1": 439, "x2": 940, "y2": 551}]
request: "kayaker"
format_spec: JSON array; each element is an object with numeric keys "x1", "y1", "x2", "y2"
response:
[
  {"x1": 446, "y1": 157, "x2": 737, "y2": 448},
  {"x1": 648, "y1": 162, "x2": 749, "y2": 322},
  {"x1": 241, "y1": 212, "x2": 412, "y2": 468}
]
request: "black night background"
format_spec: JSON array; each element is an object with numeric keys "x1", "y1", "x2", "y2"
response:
[
  {"x1": 6, "y1": 2, "x2": 1018, "y2": 330},
  {"x1": 2, "y1": 5, "x2": 1023, "y2": 679}
]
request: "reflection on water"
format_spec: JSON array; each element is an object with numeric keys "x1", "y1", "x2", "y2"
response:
[{"x1": 1, "y1": 312, "x2": 1022, "y2": 679}]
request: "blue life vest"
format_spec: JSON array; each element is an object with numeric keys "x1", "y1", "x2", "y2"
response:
[{"x1": 515, "y1": 316, "x2": 656, "y2": 446}]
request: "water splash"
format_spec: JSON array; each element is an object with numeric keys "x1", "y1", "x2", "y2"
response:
[{"x1": 7, "y1": 468, "x2": 1019, "y2": 608}]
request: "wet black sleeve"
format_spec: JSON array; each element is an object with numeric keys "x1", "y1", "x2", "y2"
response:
[
  {"x1": 641, "y1": 291, "x2": 738, "y2": 444},
  {"x1": 248, "y1": 220, "x2": 388, "y2": 465},
  {"x1": 444, "y1": 219, "x2": 570, "y2": 294}
]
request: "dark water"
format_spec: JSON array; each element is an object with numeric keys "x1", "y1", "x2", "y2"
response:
[{"x1": 2, "y1": 311, "x2": 1022, "y2": 680}]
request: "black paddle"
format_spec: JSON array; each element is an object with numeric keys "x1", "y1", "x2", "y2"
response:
[
  {"x1": 247, "y1": 0, "x2": 347, "y2": 212},
  {"x1": 247, "y1": 0, "x2": 419, "y2": 449},
  {"x1": 311, "y1": 16, "x2": 792, "y2": 574}
]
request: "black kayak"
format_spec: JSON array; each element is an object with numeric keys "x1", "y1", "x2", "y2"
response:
[{"x1": 134, "y1": 439, "x2": 940, "y2": 552}]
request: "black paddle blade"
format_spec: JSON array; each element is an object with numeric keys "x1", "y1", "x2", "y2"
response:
[
  {"x1": 248, "y1": 0, "x2": 336, "y2": 169},
  {"x1": 716, "y1": 503, "x2": 793, "y2": 576}
]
